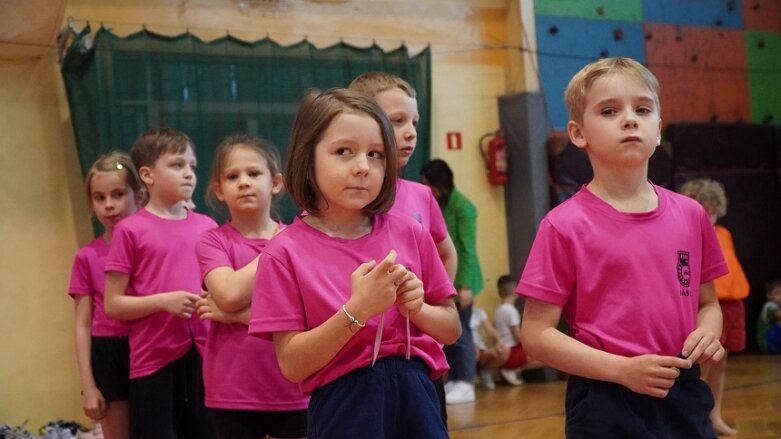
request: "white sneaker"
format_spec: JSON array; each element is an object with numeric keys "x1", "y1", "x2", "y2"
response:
[
  {"x1": 444, "y1": 380, "x2": 456, "y2": 394},
  {"x1": 500, "y1": 368, "x2": 524, "y2": 386},
  {"x1": 445, "y1": 380, "x2": 476, "y2": 404},
  {"x1": 479, "y1": 369, "x2": 495, "y2": 390}
]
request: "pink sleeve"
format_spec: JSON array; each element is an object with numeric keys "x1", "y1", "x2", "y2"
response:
[
  {"x1": 699, "y1": 209, "x2": 728, "y2": 283},
  {"x1": 516, "y1": 218, "x2": 574, "y2": 307},
  {"x1": 417, "y1": 225, "x2": 457, "y2": 303},
  {"x1": 105, "y1": 224, "x2": 134, "y2": 275},
  {"x1": 68, "y1": 250, "x2": 92, "y2": 297},
  {"x1": 195, "y1": 227, "x2": 231, "y2": 283},
  {"x1": 248, "y1": 250, "x2": 308, "y2": 339},
  {"x1": 426, "y1": 191, "x2": 448, "y2": 244}
]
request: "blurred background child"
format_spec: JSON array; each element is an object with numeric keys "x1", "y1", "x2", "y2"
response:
[
  {"x1": 758, "y1": 279, "x2": 781, "y2": 354},
  {"x1": 69, "y1": 152, "x2": 142, "y2": 439}
]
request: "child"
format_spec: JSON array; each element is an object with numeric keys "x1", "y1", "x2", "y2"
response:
[
  {"x1": 104, "y1": 128, "x2": 218, "y2": 439},
  {"x1": 194, "y1": 134, "x2": 308, "y2": 439},
  {"x1": 758, "y1": 279, "x2": 781, "y2": 354},
  {"x1": 679, "y1": 177, "x2": 749, "y2": 436},
  {"x1": 517, "y1": 57, "x2": 727, "y2": 438},
  {"x1": 470, "y1": 306, "x2": 508, "y2": 390},
  {"x1": 69, "y1": 152, "x2": 142, "y2": 439},
  {"x1": 248, "y1": 88, "x2": 461, "y2": 438},
  {"x1": 349, "y1": 71, "x2": 458, "y2": 416}
]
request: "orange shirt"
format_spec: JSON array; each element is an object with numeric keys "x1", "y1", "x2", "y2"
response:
[{"x1": 713, "y1": 225, "x2": 750, "y2": 301}]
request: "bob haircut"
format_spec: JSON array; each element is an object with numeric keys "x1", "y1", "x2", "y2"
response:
[
  {"x1": 678, "y1": 178, "x2": 728, "y2": 219},
  {"x1": 348, "y1": 71, "x2": 417, "y2": 99},
  {"x1": 420, "y1": 158, "x2": 454, "y2": 205},
  {"x1": 284, "y1": 88, "x2": 398, "y2": 216},
  {"x1": 130, "y1": 127, "x2": 194, "y2": 171},
  {"x1": 84, "y1": 151, "x2": 144, "y2": 206},
  {"x1": 565, "y1": 57, "x2": 661, "y2": 123}
]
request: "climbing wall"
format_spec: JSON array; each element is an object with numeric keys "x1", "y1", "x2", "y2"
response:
[{"x1": 534, "y1": 0, "x2": 781, "y2": 130}]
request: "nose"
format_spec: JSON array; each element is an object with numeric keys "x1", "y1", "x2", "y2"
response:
[
  {"x1": 622, "y1": 109, "x2": 638, "y2": 129},
  {"x1": 238, "y1": 173, "x2": 250, "y2": 187},
  {"x1": 354, "y1": 154, "x2": 370, "y2": 174},
  {"x1": 404, "y1": 122, "x2": 417, "y2": 141}
]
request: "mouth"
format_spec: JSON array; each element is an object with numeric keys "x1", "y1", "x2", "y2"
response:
[
  {"x1": 346, "y1": 186, "x2": 369, "y2": 192},
  {"x1": 622, "y1": 136, "x2": 641, "y2": 143},
  {"x1": 399, "y1": 146, "x2": 414, "y2": 155}
]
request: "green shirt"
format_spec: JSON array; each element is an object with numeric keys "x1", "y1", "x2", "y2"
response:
[{"x1": 443, "y1": 188, "x2": 484, "y2": 295}]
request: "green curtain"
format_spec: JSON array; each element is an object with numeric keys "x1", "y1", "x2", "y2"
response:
[{"x1": 62, "y1": 26, "x2": 431, "y2": 224}]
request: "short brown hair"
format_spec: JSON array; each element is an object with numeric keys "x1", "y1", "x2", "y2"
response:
[
  {"x1": 565, "y1": 57, "x2": 660, "y2": 122},
  {"x1": 84, "y1": 151, "x2": 144, "y2": 206},
  {"x1": 678, "y1": 178, "x2": 728, "y2": 218},
  {"x1": 130, "y1": 128, "x2": 194, "y2": 170},
  {"x1": 285, "y1": 88, "x2": 397, "y2": 216},
  {"x1": 348, "y1": 71, "x2": 416, "y2": 99}
]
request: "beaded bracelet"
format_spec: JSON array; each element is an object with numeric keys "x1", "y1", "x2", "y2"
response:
[{"x1": 342, "y1": 304, "x2": 365, "y2": 327}]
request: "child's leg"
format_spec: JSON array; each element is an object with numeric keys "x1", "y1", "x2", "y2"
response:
[
  {"x1": 704, "y1": 354, "x2": 736, "y2": 436},
  {"x1": 91, "y1": 337, "x2": 130, "y2": 439},
  {"x1": 130, "y1": 364, "x2": 177, "y2": 439},
  {"x1": 179, "y1": 347, "x2": 216, "y2": 439},
  {"x1": 101, "y1": 401, "x2": 130, "y2": 439}
]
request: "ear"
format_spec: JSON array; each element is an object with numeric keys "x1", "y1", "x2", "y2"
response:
[
  {"x1": 567, "y1": 120, "x2": 587, "y2": 150},
  {"x1": 139, "y1": 166, "x2": 154, "y2": 187},
  {"x1": 271, "y1": 173, "x2": 284, "y2": 196},
  {"x1": 213, "y1": 181, "x2": 226, "y2": 202},
  {"x1": 657, "y1": 118, "x2": 662, "y2": 146}
]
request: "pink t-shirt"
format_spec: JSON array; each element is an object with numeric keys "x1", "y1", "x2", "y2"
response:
[
  {"x1": 389, "y1": 178, "x2": 448, "y2": 244},
  {"x1": 249, "y1": 213, "x2": 456, "y2": 394},
  {"x1": 69, "y1": 238, "x2": 131, "y2": 338},
  {"x1": 105, "y1": 208, "x2": 217, "y2": 379},
  {"x1": 196, "y1": 222, "x2": 309, "y2": 411},
  {"x1": 517, "y1": 184, "x2": 727, "y2": 357}
]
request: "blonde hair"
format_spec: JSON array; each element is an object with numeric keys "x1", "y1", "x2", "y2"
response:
[
  {"x1": 285, "y1": 88, "x2": 397, "y2": 216},
  {"x1": 348, "y1": 71, "x2": 416, "y2": 99},
  {"x1": 565, "y1": 57, "x2": 660, "y2": 122},
  {"x1": 84, "y1": 151, "x2": 144, "y2": 206},
  {"x1": 678, "y1": 178, "x2": 728, "y2": 218}
]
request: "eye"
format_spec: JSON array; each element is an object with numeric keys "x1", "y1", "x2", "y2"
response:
[
  {"x1": 335, "y1": 147, "x2": 351, "y2": 156},
  {"x1": 248, "y1": 170, "x2": 263, "y2": 178},
  {"x1": 636, "y1": 107, "x2": 652, "y2": 114},
  {"x1": 92, "y1": 194, "x2": 105, "y2": 202},
  {"x1": 225, "y1": 172, "x2": 238, "y2": 181},
  {"x1": 368, "y1": 150, "x2": 385, "y2": 159},
  {"x1": 600, "y1": 108, "x2": 616, "y2": 116},
  {"x1": 412, "y1": 118, "x2": 419, "y2": 127}
]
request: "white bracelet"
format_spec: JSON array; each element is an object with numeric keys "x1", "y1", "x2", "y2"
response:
[{"x1": 342, "y1": 304, "x2": 365, "y2": 327}]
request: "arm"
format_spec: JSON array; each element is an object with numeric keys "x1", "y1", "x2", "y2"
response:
[
  {"x1": 272, "y1": 251, "x2": 408, "y2": 383},
  {"x1": 202, "y1": 256, "x2": 259, "y2": 313},
  {"x1": 197, "y1": 292, "x2": 250, "y2": 325},
  {"x1": 452, "y1": 201, "x2": 480, "y2": 307},
  {"x1": 435, "y1": 235, "x2": 458, "y2": 282},
  {"x1": 510, "y1": 322, "x2": 522, "y2": 345},
  {"x1": 481, "y1": 318, "x2": 504, "y2": 346},
  {"x1": 73, "y1": 296, "x2": 105, "y2": 420},
  {"x1": 104, "y1": 271, "x2": 198, "y2": 320},
  {"x1": 681, "y1": 281, "x2": 725, "y2": 364},
  {"x1": 395, "y1": 271, "x2": 461, "y2": 344},
  {"x1": 521, "y1": 297, "x2": 691, "y2": 398}
]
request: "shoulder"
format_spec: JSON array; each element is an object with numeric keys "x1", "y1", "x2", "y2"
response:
[
  {"x1": 188, "y1": 211, "x2": 219, "y2": 227},
  {"x1": 380, "y1": 212, "x2": 427, "y2": 238},
  {"x1": 74, "y1": 238, "x2": 105, "y2": 262}
]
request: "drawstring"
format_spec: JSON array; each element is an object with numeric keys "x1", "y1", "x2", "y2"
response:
[{"x1": 371, "y1": 312, "x2": 411, "y2": 366}]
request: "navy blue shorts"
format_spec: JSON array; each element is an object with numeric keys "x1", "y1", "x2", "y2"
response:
[
  {"x1": 208, "y1": 408, "x2": 307, "y2": 439},
  {"x1": 91, "y1": 336, "x2": 130, "y2": 402},
  {"x1": 307, "y1": 356, "x2": 448, "y2": 439},
  {"x1": 565, "y1": 364, "x2": 716, "y2": 438}
]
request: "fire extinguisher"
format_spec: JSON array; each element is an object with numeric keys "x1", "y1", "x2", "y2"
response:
[{"x1": 479, "y1": 130, "x2": 508, "y2": 186}]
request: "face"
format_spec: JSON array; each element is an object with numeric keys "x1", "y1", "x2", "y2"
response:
[
  {"x1": 374, "y1": 88, "x2": 419, "y2": 168},
  {"x1": 141, "y1": 146, "x2": 197, "y2": 204},
  {"x1": 568, "y1": 73, "x2": 661, "y2": 170},
  {"x1": 768, "y1": 287, "x2": 781, "y2": 305},
  {"x1": 90, "y1": 171, "x2": 138, "y2": 230},
  {"x1": 313, "y1": 112, "x2": 386, "y2": 218},
  {"x1": 214, "y1": 146, "x2": 282, "y2": 215}
]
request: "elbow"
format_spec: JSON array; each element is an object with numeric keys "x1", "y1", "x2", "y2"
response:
[
  {"x1": 442, "y1": 322, "x2": 462, "y2": 346},
  {"x1": 216, "y1": 295, "x2": 245, "y2": 314},
  {"x1": 104, "y1": 300, "x2": 120, "y2": 320},
  {"x1": 278, "y1": 360, "x2": 306, "y2": 384}
]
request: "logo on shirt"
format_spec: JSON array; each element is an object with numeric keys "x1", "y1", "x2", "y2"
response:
[
  {"x1": 677, "y1": 250, "x2": 691, "y2": 292},
  {"x1": 411, "y1": 212, "x2": 422, "y2": 224}
]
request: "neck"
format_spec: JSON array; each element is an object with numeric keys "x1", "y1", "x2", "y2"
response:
[
  {"x1": 102, "y1": 228, "x2": 113, "y2": 243},
  {"x1": 303, "y1": 212, "x2": 372, "y2": 239},
  {"x1": 231, "y1": 211, "x2": 278, "y2": 239},
  {"x1": 586, "y1": 165, "x2": 657, "y2": 213},
  {"x1": 144, "y1": 198, "x2": 188, "y2": 219}
]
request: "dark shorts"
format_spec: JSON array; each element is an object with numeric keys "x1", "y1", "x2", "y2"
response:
[
  {"x1": 91, "y1": 336, "x2": 130, "y2": 402},
  {"x1": 307, "y1": 356, "x2": 448, "y2": 439},
  {"x1": 719, "y1": 300, "x2": 746, "y2": 352},
  {"x1": 129, "y1": 346, "x2": 216, "y2": 439},
  {"x1": 208, "y1": 408, "x2": 307, "y2": 439},
  {"x1": 565, "y1": 365, "x2": 716, "y2": 439}
]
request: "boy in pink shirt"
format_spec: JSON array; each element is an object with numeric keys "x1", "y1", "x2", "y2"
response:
[
  {"x1": 518, "y1": 58, "x2": 727, "y2": 438},
  {"x1": 105, "y1": 128, "x2": 217, "y2": 439}
]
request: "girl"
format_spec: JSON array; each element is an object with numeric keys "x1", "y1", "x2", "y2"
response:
[
  {"x1": 68, "y1": 152, "x2": 143, "y2": 439},
  {"x1": 194, "y1": 135, "x2": 309, "y2": 439},
  {"x1": 248, "y1": 88, "x2": 461, "y2": 438}
]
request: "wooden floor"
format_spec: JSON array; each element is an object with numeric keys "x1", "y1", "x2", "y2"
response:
[{"x1": 447, "y1": 354, "x2": 781, "y2": 438}]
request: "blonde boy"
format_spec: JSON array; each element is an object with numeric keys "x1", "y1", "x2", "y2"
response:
[{"x1": 517, "y1": 58, "x2": 727, "y2": 437}]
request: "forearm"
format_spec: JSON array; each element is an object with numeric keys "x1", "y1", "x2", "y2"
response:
[
  {"x1": 274, "y1": 309, "x2": 360, "y2": 383},
  {"x1": 436, "y1": 236, "x2": 458, "y2": 282},
  {"x1": 74, "y1": 301, "x2": 97, "y2": 391},
  {"x1": 207, "y1": 259, "x2": 258, "y2": 313},
  {"x1": 696, "y1": 297, "x2": 723, "y2": 338},
  {"x1": 409, "y1": 300, "x2": 461, "y2": 345}
]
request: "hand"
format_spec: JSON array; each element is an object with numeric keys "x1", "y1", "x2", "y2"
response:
[
  {"x1": 396, "y1": 271, "x2": 424, "y2": 317},
  {"x1": 197, "y1": 291, "x2": 239, "y2": 324},
  {"x1": 81, "y1": 386, "x2": 106, "y2": 420},
  {"x1": 618, "y1": 354, "x2": 692, "y2": 398},
  {"x1": 682, "y1": 328, "x2": 725, "y2": 364},
  {"x1": 159, "y1": 291, "x2": 198, "y2": 318},
  {"x1": 458, "y1": 287, "x2": 473, "y2": 310},
  {"x1": 346, "y1": 250, "x2": 408, "y2": 322}
]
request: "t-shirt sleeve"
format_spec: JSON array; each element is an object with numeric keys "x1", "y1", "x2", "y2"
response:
[
  {"x1": 195, "y1": 228, "x2": 232, "y2": 283},
  {"x1": 516, "y1": 218, "x2": 574, "y2": 307},
  {"x1": 68, "y1": 250, "x2": 92, "y2": 297},
  {"x1": 426, "y1": 190, "x2": 448, "y2": 244},
  {"x1": 416, "y1": 224, "x2": 457, "y2": 303},
  {"x1": 105, "y1": 224, "x2": 135, "y2": 275},
  {"x1": 699, "y1": 209, "x2": 728, "y2": 283},
  {"x1": 248, "y1": 248, "x2": 308, "y2": 339}
]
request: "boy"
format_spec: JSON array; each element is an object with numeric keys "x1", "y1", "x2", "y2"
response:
[
  {"x1": 517, "y1": 57, "x2": 727, "y2": 438},
  {"x1": 758, "y1": 279, "x2": 781, "y2": 354},
  {"x1": 105, "y1": 128, "x2": 218, "y2": 438},
  {"x1": 349, "y1": 73, "x2": 463, "y2": 410}
]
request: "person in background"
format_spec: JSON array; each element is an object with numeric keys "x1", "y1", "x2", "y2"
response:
[
  {"x1": 69, "y1": 152, "x2": 143, "y2": 439},
  {"x1": 470, "y1": 305, "x2": 507, "y2": 390},
  {"x1": 518, "y1": 57, "x2": 727, "y2": 438},
  {"x1": 679, "y1": 177, "x2": 749, "y2": 436},
  {"x1": 421, "y1": 158, "x2": 484, "y2": 405},
  {"x1": 758, "y1": 279, "x2": 781, "y2": 354}
]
